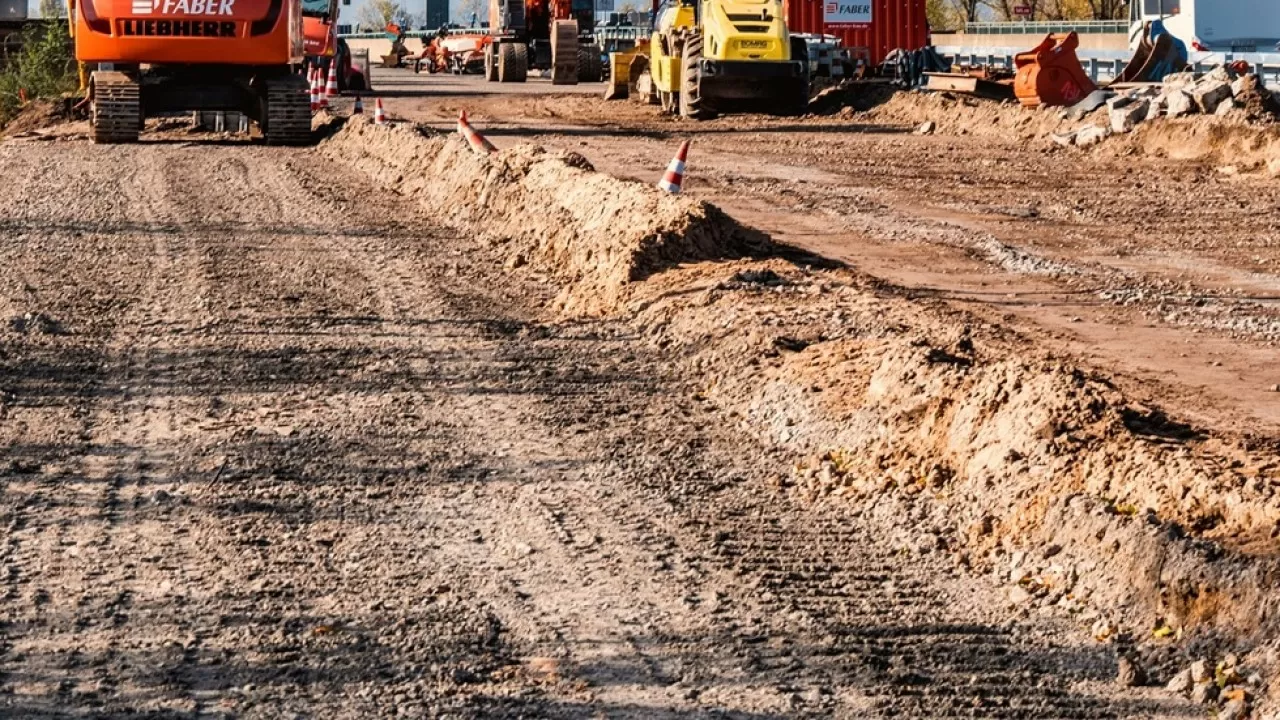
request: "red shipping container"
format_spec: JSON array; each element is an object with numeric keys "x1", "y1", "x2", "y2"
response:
[{"x1": 783, "y1": 0, "x2": 929, "y2": 66}]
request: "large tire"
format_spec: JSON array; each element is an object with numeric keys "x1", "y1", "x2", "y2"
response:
[
  {"x1": 679, "y1": 33, "x2": 714, "y2": 120},
  {"x1": 484, "y1": 42, "x2": 499, "y2": 82},
  {"x1": 577, "y1": 44, "x2": 603, "y2": 83},
  {"x1": 498, "y1": 41, "x2": 528, "y2": 83}
]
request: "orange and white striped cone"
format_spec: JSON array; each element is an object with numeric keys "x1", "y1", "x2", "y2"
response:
[
  {"x1": 352, "y1": 95, "x2": 363, "y2": 114},
  {"x1": 457, "y1": 110, "x2": 497, "y2": 154},
  {"x1": 657, "y1": 140, "x2": 689, "y2": 194},
  {"x1": 374, "y1": 98, "x2": 387, "y2": 125},
  {"x1": 325, "y1": 61, "x2": 339, "y2": 99},
  {"x1": 309, "y1": 68, "x2": 319, "y2": 112}
]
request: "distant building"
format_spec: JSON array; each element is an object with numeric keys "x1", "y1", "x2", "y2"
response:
[{"x1": 425, "y1": 0, "x2": 447, "y2": 29}]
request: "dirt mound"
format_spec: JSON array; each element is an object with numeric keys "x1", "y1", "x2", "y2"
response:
[
  {"x1": 814, "y1": 84, "x2": 1105, "y2": 142},
  {"x1": 1120, "y1": 116, "x2": 1280, "y2": 171},
  {"x1": 1, "y1": 98, "x2": 69, "y2": 136},
  {"x1": 626, "y1": 258, "x2": 1280, "y2": 695},
  {"x1": 322, "y1": 117, "x2": 766, "y2": 315}
]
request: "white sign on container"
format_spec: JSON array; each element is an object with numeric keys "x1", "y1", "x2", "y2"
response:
[{"x1": 824, "y1": 0, "x2": 871, "y2": 28}]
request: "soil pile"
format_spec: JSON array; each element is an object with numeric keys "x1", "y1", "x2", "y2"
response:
[
  {"x1": 1, "y1": 98, "x2": 69, "y2": 136},
  {"x1": 322, "y1": 116, "x2": 767, "y2": 315},
  {"x1": 627, "y1": 258, "x2": 1280, "y2": 695}
]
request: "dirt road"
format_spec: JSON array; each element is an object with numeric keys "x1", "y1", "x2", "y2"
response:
[
  {"x1": 0, "y1": 103, "x2": 1211, "y2": 715},
  {"x1": 378, "y1": 70, "x2": 1280, "y2": 438}
]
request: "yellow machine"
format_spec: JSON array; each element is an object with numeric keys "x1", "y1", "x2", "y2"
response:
[{"x1": 646, "y1": 0, "x2": 808, "y2": 119}]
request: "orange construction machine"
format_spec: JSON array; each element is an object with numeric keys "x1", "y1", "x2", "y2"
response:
[
  {"x1": 485, "y1": 0, "x2": 602, "y2": 84},
  {"x1": 69, "y1": 0, "x2": 310, "y2": 143}
]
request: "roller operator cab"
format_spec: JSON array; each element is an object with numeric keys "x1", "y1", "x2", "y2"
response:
[
  {"x1": 71, "y1": 0, "x2": 310, "y2": 144},
  {"x1": 648, "y1": 0, "x2": 808, "y2": 119}
]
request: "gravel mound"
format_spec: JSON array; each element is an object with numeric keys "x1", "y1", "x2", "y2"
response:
[{"x1": 322, "y1": 117, "x2": 767, "y2": 315}]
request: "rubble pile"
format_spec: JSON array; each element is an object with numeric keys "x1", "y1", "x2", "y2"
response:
[{"x1": 1053, "y1": 66, "x2": 1279, "y2": 148}]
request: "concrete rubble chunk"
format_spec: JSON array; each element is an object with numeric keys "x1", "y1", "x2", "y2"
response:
[
  {"x1": 1106, "y1": 94, "x2": 1134, "y2": 110},
  {"x1": 1145, "y1": 94, "x2": 1167, "y2": 121},
  {"x1": 1165, "y1": 89, "x2": 1195, "y2": 117},
  {"x1": 1111, "y1": 99, "x2": 1150, "y2": 133},
  {"x1": 1162, "y1": 71, "x2": 1197, "y2": 89},
  {"x1": 1065, "y1": 89, "x2": 1112, "y2": 120},
  {"x1": 1050, "y1": 130, "x2": 1077, "y2": 147},
  {"x1": 1215, "y1": 98, "x2": 1237, "y2": 117},
  {"x1": 1192, "y1": 79, "x2": 1233, "y2": 114},
  {"x1": 1074, "y1": 124, "x2": 1112, "y2": 147},
  {"x1": 1231, "y1": 75, "x2": 1250, "y2": 98},
  {"x1": 915, "y1": 120, "x2": 936, "y2": 135},
  {"x1": 1165, "y1": 668, "x2": 1193, "y2": 694}
]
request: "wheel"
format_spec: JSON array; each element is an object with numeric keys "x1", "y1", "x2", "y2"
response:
[
  {"x1": 498, "y1": 41, "x2": 528, "y2": 83},
  {"x1": 679, "y1": 32, "x2": 714, "y2": 120},
  {"x1": 484, "y1": 43, "x2": 498, "y2": 81},
  {"x1": 90, "y1": 71, "x2": 140, "y2": 144},
  {"x1": 577, "y1": 43, "x2": 603, "y2": 83},
  {"x1": 550, "y1": 19, "x2": 579, "y2": 85},
  {"x1": 262, "y1": 74, "x2": 312, "y2": 146}
]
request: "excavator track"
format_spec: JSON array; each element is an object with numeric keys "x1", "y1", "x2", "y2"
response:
[
  {"x1": 91, "y1": 71, "x2": 141, "y2": 144},
  {"x1": 550, "y1": 20, "x2": 579, "y2": 86},
  {"x1": 263, "y1": 75, "x2": 312, "y2": 146}
]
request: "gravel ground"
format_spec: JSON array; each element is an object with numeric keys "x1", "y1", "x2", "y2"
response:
[{"x1": 0, "y1": 131, "x2": 1206, "y2": 718}]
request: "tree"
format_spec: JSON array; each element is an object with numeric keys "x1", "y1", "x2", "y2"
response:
[
  {"x1": 38, "y1": 0, "x2": 66, "y2": 18},
  {"x1": 356, "y1": 0, "x2": 413, "y2": 30},
  {"x1": 926, "y1": 0, "x2": 963, "y2": 30},
  {"x1": 1083, "y1": 0, "x2": 1127, "y2": 19}
]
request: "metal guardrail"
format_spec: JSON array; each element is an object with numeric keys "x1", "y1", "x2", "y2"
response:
[{"x1": 963, "y1": 20, "x2": 1129, "y2": 35}]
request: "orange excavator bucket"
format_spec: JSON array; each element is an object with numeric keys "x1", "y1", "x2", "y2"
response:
[{"x1": 1013, "y1": 32, "x2": 1097, "y2": 108}]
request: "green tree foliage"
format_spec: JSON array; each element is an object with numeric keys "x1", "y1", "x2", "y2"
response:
[{"x1": 0, "y1": 22, "x2": 77, "y2": 128}]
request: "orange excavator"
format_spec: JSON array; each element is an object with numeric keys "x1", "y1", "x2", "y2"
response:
[
  {"x1": 68, "y1": 0, "x2": 310, "y2": 143},
  {"x1": 486, "y1": 0, "x2": 602, "y2": 84}
]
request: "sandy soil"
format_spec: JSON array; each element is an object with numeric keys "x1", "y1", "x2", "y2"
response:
[
  {"x1": 2, "y1": 67, "x2": 1277, "y2": 718},
  {"x1": 364, "y1": 69, "x2": 1280, "y2": 439}
]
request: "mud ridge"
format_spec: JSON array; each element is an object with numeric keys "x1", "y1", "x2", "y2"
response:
[{"x1": 321, "y1": 116, "x2": 768, "y2": 315}]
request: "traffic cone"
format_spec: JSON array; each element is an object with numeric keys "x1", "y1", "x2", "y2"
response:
[
  {"x1": 352, "y1": 95, "x2": 363, "y2": 114},
  {"x1": 457, "y1": 110, "x2": 496, "y2": 154},
  {"x1": 309, "y1": 68, "x2": 318, "y2": 112},
  {"x1": 374, "y1": 98, "x2": 387, "y2": 125},
  {"x1": 325, "y1": 61, "x2": 339, "y2": 99},
  {"x1": 657, "y1": 140, "x2": 689, "y2": 194}
]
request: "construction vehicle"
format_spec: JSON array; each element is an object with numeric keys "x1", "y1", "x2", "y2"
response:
[
  {"x1": 641, "y1": 0, "x2": 809, "y2": 119},
  {"x1": 484, "y1": 0, "x2": 603, "y2": 84},
  {"x1": 69, "y1": 0, "x2": 310, "y2": 143}
]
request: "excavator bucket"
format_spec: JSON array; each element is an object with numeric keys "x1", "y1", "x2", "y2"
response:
[
  {"x1": 1118, "y1": 20, "x2": 1187, "y2": 84},
  {"x1": 1013, "y1": 32, "x2": 1097, "y2": 108}
]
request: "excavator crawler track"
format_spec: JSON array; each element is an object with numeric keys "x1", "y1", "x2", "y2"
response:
[
  {"x1": 550, "y1": 20, "x2": 579, "y2": 85},
  {"x1": 91, "y1": 71, "x2": 141, "y2": 144},
  {"x1": 263, "y1": 75, "x2": 312, "y2": 146}
]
